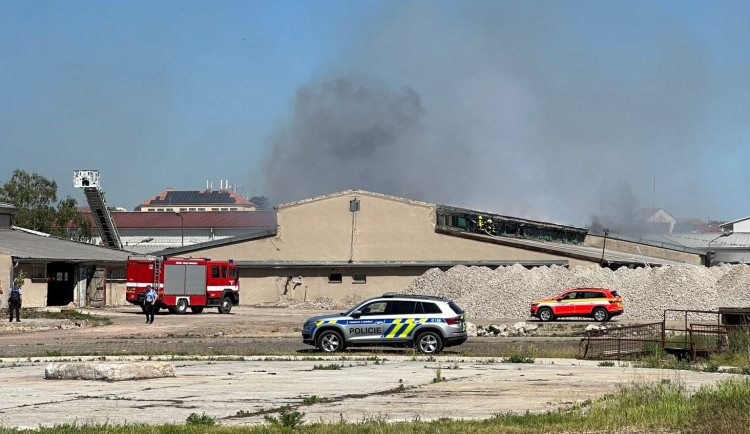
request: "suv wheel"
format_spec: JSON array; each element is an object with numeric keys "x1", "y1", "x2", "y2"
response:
[
  {"x1": 317, "y1": 330, "x2": 344, "y2": 353},
  {"x1": 416, "y1": 331, "x2": 443, "y2": 354},
  {"x1": 538, "y1": 307, "x2": 554, "y2": 322},
  {"x1": 593, "y1": 307, "x2": 609, "y2": 322}
]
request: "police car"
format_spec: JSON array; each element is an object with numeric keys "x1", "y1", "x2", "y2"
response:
[{"x1": 302, "y1": 293, "x2": 468, "y2": 354}]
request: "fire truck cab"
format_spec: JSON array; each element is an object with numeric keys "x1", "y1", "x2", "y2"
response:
[{"x1": 126, "y1": 256, "x2": 240, "y2": 314}]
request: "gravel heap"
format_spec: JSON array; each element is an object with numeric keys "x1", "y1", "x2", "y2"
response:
[{"x1": 403, "y1": 264, "x2": 750, "y2": 320}]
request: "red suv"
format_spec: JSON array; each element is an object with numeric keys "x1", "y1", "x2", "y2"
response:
[{"x1": 530, "y1": 288, "x2": 623, "y2": 322}]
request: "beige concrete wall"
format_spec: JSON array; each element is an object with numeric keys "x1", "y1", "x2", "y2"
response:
[
  {"x1": 584, "y1": 235, "x2": 703, "y2": 265},
  {"x1": 12, "y1": 264, "x2": 46, "y2": 307},
  {"x1": 106, "y1": 281, "x2": 128, "y2": 306},
  {"x1": 195, "y1": 191, "x2": 580, "y2": 264},
  {"x1": 181, "y1": 191, "x2": 602, "y2": 305},
  {"x1": 0, "y1": 253, "x2": 10, "y2": 308},
  {"x1": 241, "y1": 267, "x2": 438, "y2": 305}
]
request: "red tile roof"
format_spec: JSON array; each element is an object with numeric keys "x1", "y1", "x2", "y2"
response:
[
  {"x1": 140, "y1": 189, "x2": 254, "y2": 207},
  {"x1": 81, "y1": 211, "x2": 276, "y2": 229}
]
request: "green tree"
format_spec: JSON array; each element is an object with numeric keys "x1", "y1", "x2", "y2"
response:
[
  {"x1": 250, "y1": 195, "x2": 272, "y2": 210},
  {"x1": 0, "y1": 169, "x2": 93, "y2": 241}
]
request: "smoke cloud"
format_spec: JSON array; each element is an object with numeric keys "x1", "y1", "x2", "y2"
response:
[
  {"x1": 264, "y1": 76, "x2": 431, "y2": 205},
  {"x1": 262, "y1": 1, "x2": 750, "y2": 228}
]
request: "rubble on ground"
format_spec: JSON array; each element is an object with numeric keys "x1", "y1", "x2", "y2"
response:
[
  {"x1": 468, "y1": 321, "x2": 540, "y2": 337},
  {"x1": 403, "y1": 263, "x2": 750, "y2": 320}
]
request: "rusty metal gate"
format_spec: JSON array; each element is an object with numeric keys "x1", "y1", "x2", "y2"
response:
[
  {"x1": 578, "y1": 309, "x2": 750, "y2": 361},
  {"x1": 578, "y1": 322, "x2": 662, "y2": 360}
]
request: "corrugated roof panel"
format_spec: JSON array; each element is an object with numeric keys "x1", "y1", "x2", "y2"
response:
[
  {"x1": 640, "y1": 232, "x2": 750, "y2": 249},
  {"x1": 0, "y1": 228, "x2": 129, "y2": 262}
]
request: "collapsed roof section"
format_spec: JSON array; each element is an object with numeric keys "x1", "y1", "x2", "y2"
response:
[{"x1": 436, "y1": 205, "x2": 588, "y2": 245}]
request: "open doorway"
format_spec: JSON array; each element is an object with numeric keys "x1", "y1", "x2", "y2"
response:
[{"x1": 46, "y1": 262, "x2": 75, "y2": 306}]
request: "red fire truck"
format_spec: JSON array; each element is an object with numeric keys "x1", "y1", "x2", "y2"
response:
[{"x1": 126, "y1": 256, "x2": 239, "y2": 314}]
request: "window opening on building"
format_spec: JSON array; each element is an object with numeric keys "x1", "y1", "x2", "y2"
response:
[
  {"x1": 108, "y1": 268, "x2": 126, "y2": 280},
  {"x1": 352, "y1": 273, "x2": 366, "y2": 283},
  {"x1": 329, "y1": 273, "x2": 342, "y2": 283},
  {"x1": 31, "y1": 266, "x2": 45, "y2": 279}
]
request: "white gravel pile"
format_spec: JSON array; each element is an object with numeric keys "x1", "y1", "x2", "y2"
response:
[{"x1": 403, "y1": 264, "x2": 750, "y2": 320}]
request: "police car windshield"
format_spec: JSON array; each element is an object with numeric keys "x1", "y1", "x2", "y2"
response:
[{"x1": 344, "y1": 298, "x2": 380, "y2": 316}]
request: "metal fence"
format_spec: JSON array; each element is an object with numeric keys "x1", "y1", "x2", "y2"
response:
[
  {"x1": 578, "y1": 322, "x2": 662, "y2": 360},
  {"x1": 578, "y1": 309, "x2": 750, "y2": 361}
]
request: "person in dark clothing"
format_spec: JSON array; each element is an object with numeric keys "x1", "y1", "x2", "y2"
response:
[
  {"x1": 8, "y1": 285, "x2": 22, "y2": 323},
  {"x1": 144, "y1": 285, "x2": 158, "y2": 324}
]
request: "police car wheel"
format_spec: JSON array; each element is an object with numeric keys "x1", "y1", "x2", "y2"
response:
[
  {"x1": 416, "y1": 331, "x2": 443, "y2": 354},
  {"x1": 538, "y1": 308, "x2": 554, "y2": 322},
  {"x1": 593, "y1": 307, "x2": 609, "y2": 322},
  {"x1": 317, "y1": 330, "x2": 344, "y2": 353}
]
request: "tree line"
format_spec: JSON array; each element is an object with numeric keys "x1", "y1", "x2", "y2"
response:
[
  {"x1": 0, "y1": 169, "x2": 274, "y2": 243},
  {"x1": 0, "y1": 169, "x2": 93, "y2": 241}
]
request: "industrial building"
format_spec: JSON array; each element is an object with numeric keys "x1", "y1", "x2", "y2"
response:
[
  {"x1": 156, "y1": 190, "x2": 705, "y2": 306},
  {"x1": 0, "y1": 203, "x2": 129, "y2": 308}
]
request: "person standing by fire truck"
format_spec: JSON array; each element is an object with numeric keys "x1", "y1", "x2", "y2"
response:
[{"x1": 144, "y1": 285, "x2": 157, "y2": 324}]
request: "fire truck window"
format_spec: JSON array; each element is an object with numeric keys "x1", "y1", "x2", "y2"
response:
[
  {"x1": 211, "y1": 266, "x2": 220, "y2": 278},
  {"x1": 221, "y1": 266, "x2": 227, "y2": 278}
]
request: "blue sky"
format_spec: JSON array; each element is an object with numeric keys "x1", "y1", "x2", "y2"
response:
[{"x1": 1, "y1": 1, "x2": 748, "y2": 226}]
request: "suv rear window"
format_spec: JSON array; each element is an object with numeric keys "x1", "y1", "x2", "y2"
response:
[
  {"x1": 448, "y1": 301, "x2": 464, "y2": 315},
  {"x1": 417, "y1": 302, "x2": 442, "y2": 314},
  {"x1": 389, "y1": 301, "x2": 417, "y2": 314},
  {"x1": 610, "y1": 290, "x2": 620, "y2": 297}
]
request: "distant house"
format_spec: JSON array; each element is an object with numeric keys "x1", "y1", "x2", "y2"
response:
[
  {"x1": 720, "y1": 216, "x2": 750, "y2": 234},
  {"x1": 136, "y1": 188, "x2": 256, "y2": 212},
  {"x1": 633, "y1": 208, "x2": 676, "y2": 233},
  {"x1": 673, "y1": 217, "x2": 721, "y2": 234}
]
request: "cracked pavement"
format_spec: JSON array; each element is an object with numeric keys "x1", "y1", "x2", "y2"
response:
[{"x1": 0, "y1": 355, "x2": 740, "y2": 428}]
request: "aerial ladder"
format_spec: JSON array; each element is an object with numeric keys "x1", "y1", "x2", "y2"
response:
[{"x1": 74, "y1": 170, "x2": 123, "y2": 250}]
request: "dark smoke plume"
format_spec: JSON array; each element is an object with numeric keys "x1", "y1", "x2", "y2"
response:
[
  {"x1": 263, "y1": 1, "x2": 750, "y2": 229},
  {"x1": 264, "y1": 76, "x2": 430, "y2": 205}
]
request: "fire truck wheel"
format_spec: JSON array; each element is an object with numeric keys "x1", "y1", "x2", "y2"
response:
[
  {"x1": 219, "y1": 296, "x2": 232, "y2": 314},
  {"x1": 175, "y1": 299, "x2": 188, "y2": 314},
  {"x1": 140, "y1": 304, "x2": 147, "y2": 313},
  {"x1": 190, "y1": 306, "x2": 204, "y2": 314}
]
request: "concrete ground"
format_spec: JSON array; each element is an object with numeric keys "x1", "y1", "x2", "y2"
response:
[{"x1": 0, "y1": 355, "x2": 740, "y2": 429}]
